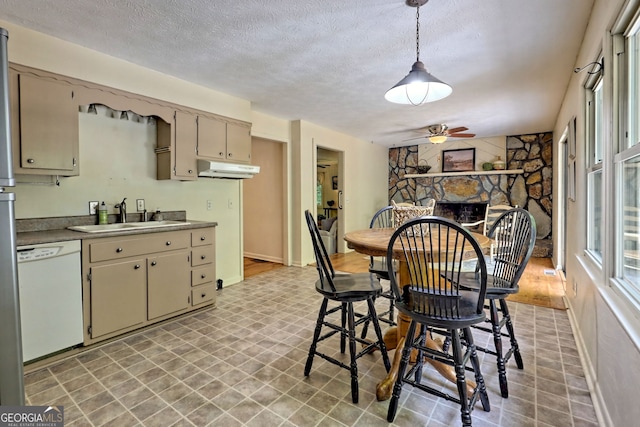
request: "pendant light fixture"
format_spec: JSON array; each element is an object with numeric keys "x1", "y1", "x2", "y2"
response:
[{"x1": 385, "y1": 0, "x2": 452, "y2": 105}]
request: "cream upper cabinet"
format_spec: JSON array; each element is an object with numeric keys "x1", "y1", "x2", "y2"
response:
[
  {"x1": 197, "y1": 116, "x2": 251, "y2": 164},
  {"x1": 226, "y1": 121, "x2": 252, "y2": 163},
  {"x1": 11, "y1": 71, "x2": 79, "y2": 175},
  {"x1": 196, "y1": 115, "x2": 226, "y2": 160},
  {"x1": 174, "y1": 111, "x2": 198, "y2": 179},
  {"x1": 156, "y1": 111, "x2": 198, "y2": 181}
]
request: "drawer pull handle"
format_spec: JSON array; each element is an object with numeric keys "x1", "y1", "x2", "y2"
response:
[
  {"x1": 166, "y1": 241, "x2": 171, "y2": 246},
  {"x1": 151, "y1": 261, "x2": 157, "y2": 266},
  {"x1": 134, "y1": 264, "x2": 140, "y2": 269},
  {"x1": 201, "y1": 255, "x2": 206, "y2": 260},
  {"x1": 201, "y1": 293, "x2": 206, "y2": 298},
  {"x1": 219, "y1": 151, "x2": 224, "y2": 156},
  {"x1": 188, "y1": 169, "x2": 193, "y2": 174},
  {"x1": 116, "y1": 247, "x2": 123, "y2": 253},
  {"x1": 27, "y1": 158, "x2": 35, "y2": 164},
  {"x1": 201, "y1": 274, "x2": 206, "y2": 279},
  {"x1": 200, "y1": 236, "x2": 206, "y2": 241}
]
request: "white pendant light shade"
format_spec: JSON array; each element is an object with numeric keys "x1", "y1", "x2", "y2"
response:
[
  {"x1": 385, "y1": 61, "x2": 452, "y2": 105},
  {"x1": 428, "y1": 134, "x2": 447, "y2": 144}
]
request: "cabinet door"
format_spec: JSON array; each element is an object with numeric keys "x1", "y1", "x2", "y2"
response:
[
  {"x1": 147, "y1": 252, "x2": 190, "y2": 319},
  {"x1": 226, "y1": 122, "x2": 251, "y2": 163},
  {"x1": 174, "y1": 111, "x2": 197, "y2": 180},
  {"x1": 18, "y1": 74, "x2": 79, "y2": 173},
  {"x1": 90, "y1": 259, "x2": 146, "y2": 338},
  {"x1": 197, "y1": 115, "x2": 226, "y2": 160}
]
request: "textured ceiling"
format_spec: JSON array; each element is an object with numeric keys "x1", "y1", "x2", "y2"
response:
[{"x1": 0, "y1": 0, "x2": 594, "y2": 147}]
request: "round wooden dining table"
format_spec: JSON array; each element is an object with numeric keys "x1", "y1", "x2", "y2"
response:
[{"x1": 344, "y1": 227, "x2": 492, "y2": 401}]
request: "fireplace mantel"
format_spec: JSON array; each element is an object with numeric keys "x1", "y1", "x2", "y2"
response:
[{"x1": 404, "y1": 169, "x2": 524, "y2": 178}]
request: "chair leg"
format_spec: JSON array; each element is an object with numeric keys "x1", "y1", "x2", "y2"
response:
[
  {"x1": 451, "y1": 329, "x2": 474, "y2": 427},
  {"x1": 388, "y1": 288, "x2": 395, "y2": 324},
  {"x1": 463, "y1": 327, "x2": 490, "y2": 412},
  {"x1": 340, "y1": 302, "x2": 347, "y2": 354},
  {"x1": 500, "y1": 298, "x2": 523, "y2": 369},
  {"x1": 360, "y1": 298, "x2": 373, "y2": 341},
  {"x1": 488, "y1": 299, "x2": 509, "y2": 398},
  {"x1": 305, "y1": 298, "x2": 329, "y2": 377},
  {"x1": 414, "y1": 324, "x2": 427, "y2": 383},
  {"x1": 387, "y1": 320, "x2": 417, "y2": 422},
  {"x1": 366, "y1": 298, "x2": 391, "y2": 372},
  {"x1": 347, "y1": 302, "x2": 359, "y2": 403}
]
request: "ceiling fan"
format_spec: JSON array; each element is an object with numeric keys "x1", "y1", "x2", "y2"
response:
[{"x1": 405, "y1": 124, "x2": 476, "y2": 144}]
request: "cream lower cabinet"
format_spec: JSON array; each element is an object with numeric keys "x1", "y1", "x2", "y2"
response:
[
  {"x1": 82, "y1": 227, "x2": 216, "y2": 345},
  {"x1": 148, "y1": 252, "x2": 191, "y2": 320},
  {"x1": 90, "y1": 258, "x2": 146, "y2": 338}
]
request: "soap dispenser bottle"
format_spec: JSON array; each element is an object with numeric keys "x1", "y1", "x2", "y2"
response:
[{"x1": 98, "y1": 202, "x2": 108, "y2": 225}]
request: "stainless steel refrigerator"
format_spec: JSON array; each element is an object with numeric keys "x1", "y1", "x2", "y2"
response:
[{"x1": 0, "y1": 27, "x2": 25, "y2": 405}]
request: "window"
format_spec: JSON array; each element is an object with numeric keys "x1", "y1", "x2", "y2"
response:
[
  {"x1": 627, "y1": 30, "x2": 640, "y2": 150},
  {"x1": 615, "y1": 20, "x2": 640, "y2": 305},
  {"x1": 587, "y1": 78, "x2": 604, "y2": 262}
]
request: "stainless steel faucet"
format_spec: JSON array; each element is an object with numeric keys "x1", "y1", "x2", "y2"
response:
[{"x1": 115, "y1": 198, "x2": 127, "y2": 223}]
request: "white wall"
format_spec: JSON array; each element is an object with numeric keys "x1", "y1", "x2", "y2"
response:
[{"x1": 552, "y1": 0, "x2": 640, "y2": 425}]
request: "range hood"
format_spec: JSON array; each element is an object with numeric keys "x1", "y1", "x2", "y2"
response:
[{"x1": 197, "y1": 160, "x2": 260, "y2": 179}]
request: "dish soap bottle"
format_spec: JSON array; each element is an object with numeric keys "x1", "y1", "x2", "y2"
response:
[{"x1": 98, "y1": 202, "x2": 108, "y2": 225}]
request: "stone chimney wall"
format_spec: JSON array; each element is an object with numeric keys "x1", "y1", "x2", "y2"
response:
[{"x1": 388, "y1": 132, "x2": 553, "y2": 256}]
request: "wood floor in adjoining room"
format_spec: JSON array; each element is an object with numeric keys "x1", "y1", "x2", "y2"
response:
[
  {"x1": 243, "y1": 257, "x2": 285, "y2": 277},
  {"x1": 245, "y1": 252, "x2": 567, "y2": 310}
]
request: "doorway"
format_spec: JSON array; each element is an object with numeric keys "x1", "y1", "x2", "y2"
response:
[
  {"x1": 316, "y1": 147, "x2": 343, "y2": 253},
  {"x1": 243, "y1": 137, "x2": 287, "y2": 267}
]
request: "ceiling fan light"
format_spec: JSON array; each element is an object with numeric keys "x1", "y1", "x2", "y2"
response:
[
  {"x1": 428, "y1": 135, "x2": 448, "y2": 144},
  {"x1": 385, "y1": 61, "x2": 452, "y2": 105}
]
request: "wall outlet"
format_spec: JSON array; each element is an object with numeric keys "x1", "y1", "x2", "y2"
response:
[
  {"x1": 136, "y1": 199, "x2": 145, "y2": 211},
  {"x1": 206, "y1": 200, "x2": 212, "y2": 210},
  {"x1": 89, "y1": 201, "x2": 99, "y2": 215}
]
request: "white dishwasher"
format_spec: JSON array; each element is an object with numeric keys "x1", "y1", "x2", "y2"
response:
[{"x1": 17, "y1": 240, "x2": 83, "y2": 362}]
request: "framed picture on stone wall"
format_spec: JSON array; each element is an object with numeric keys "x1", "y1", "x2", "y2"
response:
[{"x1": 442, "y1": 148, "x2": 476, "y2": 172}]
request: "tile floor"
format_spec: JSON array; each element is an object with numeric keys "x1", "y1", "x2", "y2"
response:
[{"x1": 25, "y1": 266, "x2": 599, "y2": 426}]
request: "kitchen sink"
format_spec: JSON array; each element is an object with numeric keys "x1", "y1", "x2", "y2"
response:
[{"x1": 68, "y1": 220, "x2": 191, "y2": 233}]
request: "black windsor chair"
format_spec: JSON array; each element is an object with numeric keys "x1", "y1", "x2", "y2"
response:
[
  {"x1": 385, "y1": 216, "x2": 490, "y2": 426},
  {"x1": 445, "y1": 207, "x2": 536, "y2": 398},
  {"x1": 304, "y1": 210, "x2": 391, "y2": 403}
]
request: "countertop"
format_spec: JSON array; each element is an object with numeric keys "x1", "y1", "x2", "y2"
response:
[{"x1": 16, "y1": 211, "x2": 217, "y2": 246}]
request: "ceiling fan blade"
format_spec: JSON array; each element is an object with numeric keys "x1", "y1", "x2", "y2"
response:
[
  {"x1": 449, "y1": 133, "x2": 476, "y2": 138},
  {"x1": 446, "y1": 126, "x2": 468, "y2": 134}
]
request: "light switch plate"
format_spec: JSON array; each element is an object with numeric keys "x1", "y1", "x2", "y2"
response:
[
  {"x1": 89, "y1": 201, "x2": 99, "y2": 215},
  {"x1": 136, "y1": 199, "x2": 145, "y2": 212}
]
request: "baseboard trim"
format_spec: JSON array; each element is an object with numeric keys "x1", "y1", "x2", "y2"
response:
[{"x1": 565, "y1": 299, "x2": 612, "y2": 427}]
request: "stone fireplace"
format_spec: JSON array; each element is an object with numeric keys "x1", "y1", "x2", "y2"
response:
[
  {"x1": 388, "y1": 132, "x2": 553, "y2": 257},
  {"x1": 435, "y1": 202, "x2": 488, "y2": 226}
]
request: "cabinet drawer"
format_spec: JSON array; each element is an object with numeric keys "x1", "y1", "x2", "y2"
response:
[
  {"x1": 191, "y1": 247, "x2": 213, "y2": 267},
  {"x1": 191, "y1": 284, "x2": 216, "y2": 306},
  {"x1": 89, "y1": 231, "x2": 189, "y2": 263},
  {"x1": 192, "y1": 265, "x2": 215, "y2": 286},
  {"x1": 191, "y1": 228, "x2": 214, "y2": 247}
]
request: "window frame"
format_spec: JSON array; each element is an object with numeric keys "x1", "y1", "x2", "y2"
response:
[{"x1": 613, "y1": 21, "x2": 640, "y2": 309}]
